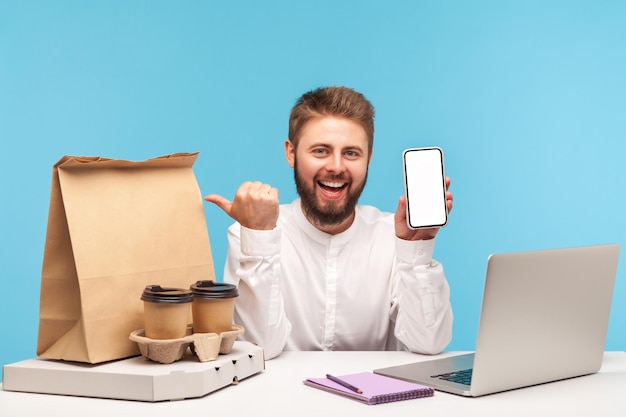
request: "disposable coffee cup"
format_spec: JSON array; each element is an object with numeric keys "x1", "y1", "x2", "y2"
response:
[
  {"x1": 141, "y1": 285, "x2": 193, "y2": 340},
  {"x1": 190, "y1": 280, "x2": 239, "y2": 334}
]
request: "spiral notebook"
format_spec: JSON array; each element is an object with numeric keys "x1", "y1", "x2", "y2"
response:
[{"x1": 303, "y1": 371, "x2": 434, "y2": 405}]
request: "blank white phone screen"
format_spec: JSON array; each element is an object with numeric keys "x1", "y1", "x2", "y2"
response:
[{"x1": 403, "y1": 148, "x2": 447, "y2": 229}]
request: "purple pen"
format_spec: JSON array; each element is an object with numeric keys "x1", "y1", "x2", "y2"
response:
[{"x1": 326, "y1": 373, "x2": 363, "y2": 394}]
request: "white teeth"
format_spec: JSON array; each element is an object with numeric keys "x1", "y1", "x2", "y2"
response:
[{"x1": 320, "y1": 181, "x2": 345, "y2": 188}]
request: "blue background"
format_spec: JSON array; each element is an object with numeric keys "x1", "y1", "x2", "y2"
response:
[{"x1": 1, "y1": 1, "x2": 624, "y2": 369}]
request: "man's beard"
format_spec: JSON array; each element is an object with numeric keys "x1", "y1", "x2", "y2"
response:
[{"x1": 294, "y1": 158, "x2": 368, "y2": 228}]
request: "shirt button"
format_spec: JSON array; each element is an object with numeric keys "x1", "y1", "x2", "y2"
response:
[{"x1": 417, "y1": 249, "x2": 424, "y2": 256}]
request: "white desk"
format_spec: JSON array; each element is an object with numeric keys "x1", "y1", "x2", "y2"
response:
[{"x1": 2, "y1": 351, "x2": 625, "y2": 416}]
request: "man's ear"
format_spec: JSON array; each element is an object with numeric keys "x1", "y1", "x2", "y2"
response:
[{"x1": 285, "y1": 139, "x2": 295, "y2": 168}]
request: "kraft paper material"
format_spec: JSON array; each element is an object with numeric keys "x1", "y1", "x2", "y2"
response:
[{"x1": 36, "y1": 153, "x2": 215, "y2": 364}]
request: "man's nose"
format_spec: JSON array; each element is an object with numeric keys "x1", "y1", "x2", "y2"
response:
[{"x1": 325, "y1": 152, "x2": 345, "y2": 173}]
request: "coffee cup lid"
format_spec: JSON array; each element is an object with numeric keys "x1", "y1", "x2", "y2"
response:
[
  {"x1": 190, "y1": 280, "x2": 239, "y2": 299},
  {"x1": 141, "y1": 285, "x2": 193, "y2": 304}
]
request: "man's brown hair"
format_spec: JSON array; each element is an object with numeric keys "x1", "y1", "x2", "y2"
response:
[{"x1": 288, "y1": 86, "x2": 375, "y2": 155}]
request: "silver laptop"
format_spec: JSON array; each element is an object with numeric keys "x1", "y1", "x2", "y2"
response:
[{"x1": 375, "y1": 244, "x2": 620, "y2": 397}]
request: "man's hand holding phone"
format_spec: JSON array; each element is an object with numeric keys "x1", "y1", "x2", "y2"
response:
[
  {"x1": 396, "y1": 147, "x2": 452, "y2": 241},
  {"x1": 395, "y1": 177, "x2": 452, "y2": 240}
]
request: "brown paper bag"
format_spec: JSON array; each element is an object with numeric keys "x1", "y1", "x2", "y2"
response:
[{"x1": 36, "y1": 153, "x2": 215, "y2": 363}]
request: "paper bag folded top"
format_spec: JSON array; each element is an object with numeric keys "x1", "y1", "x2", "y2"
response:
[{"x1": 37, "y1": 152, "x2": 215, "y2": 364}]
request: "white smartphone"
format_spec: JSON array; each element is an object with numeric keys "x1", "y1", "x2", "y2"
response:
[{"x1": 403, "y1": 147, "x2": 448, "y2": 229}]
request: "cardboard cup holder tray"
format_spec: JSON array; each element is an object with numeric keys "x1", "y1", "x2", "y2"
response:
[{"x1": 129, "y1": 324, "x2": 244, "y2": 364}]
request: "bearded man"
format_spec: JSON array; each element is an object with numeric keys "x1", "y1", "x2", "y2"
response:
[{"x1": 205, "y1": 86, "x2": 454, "y2": 359}]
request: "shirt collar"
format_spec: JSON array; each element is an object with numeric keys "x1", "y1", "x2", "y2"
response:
[{"x1": 292, "y1": 198, "x2": 359, "y2": 245}]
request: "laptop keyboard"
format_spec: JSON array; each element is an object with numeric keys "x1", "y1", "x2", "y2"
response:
[{"x1": 431, "y1": 368, "x2": 473, "y2": 386}]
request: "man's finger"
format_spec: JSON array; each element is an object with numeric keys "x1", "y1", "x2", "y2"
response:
[{"x1": 204, "y1": 194, "x2": 233, "y2": 215}]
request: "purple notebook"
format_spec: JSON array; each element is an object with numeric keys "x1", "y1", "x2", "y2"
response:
[{"x1": 303, "y1": 372, "x2": 434, "y2": 405}]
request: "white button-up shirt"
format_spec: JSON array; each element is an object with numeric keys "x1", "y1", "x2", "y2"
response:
[{"x1": 223, "y1": 199, "x2": 453, "y2": 359}]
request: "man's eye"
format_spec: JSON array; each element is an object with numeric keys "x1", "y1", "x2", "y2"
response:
[
  {"x1": 313, "y1": 149, "x2": 327, "y2": 155},
  {"x1": 345, "y1": 150, "x2": 359, "y2": 158}
]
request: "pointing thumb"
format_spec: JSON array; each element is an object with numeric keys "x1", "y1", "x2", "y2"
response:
[{"x1": 204, "y1": 194, "x2": 233, "y2": 216}]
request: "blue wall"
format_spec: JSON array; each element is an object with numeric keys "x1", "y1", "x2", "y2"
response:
[{"x1": 1, "y1": 1, "x2": 624, "y2": 368}]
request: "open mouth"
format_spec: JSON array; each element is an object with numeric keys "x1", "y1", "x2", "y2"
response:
[{"x1": 318, "y1": 180, "x2": 347, "y2": 198}]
